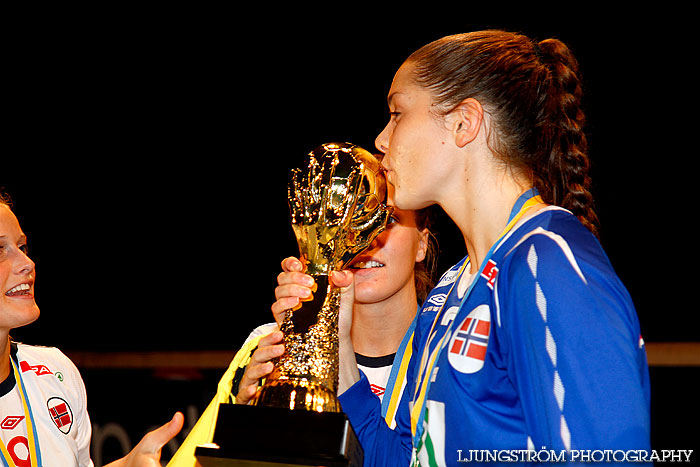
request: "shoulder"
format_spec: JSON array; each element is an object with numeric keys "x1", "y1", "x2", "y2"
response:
[
  {"x1": 498, "y1": 207, "x2": 604, "y2": 286},
  {"x1": 16, "y1": 342, "x2": 81, "y2": 376},
  {"x1": 15, "y1": 342, "x2": 88, "y2": 414},
  {"x1": 495, "y1": 208, "x2": 636, "y2": 331}
]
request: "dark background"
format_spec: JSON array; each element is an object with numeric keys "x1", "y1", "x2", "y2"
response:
[
  {"x1": 6, "y1": 11, "x2": 697, "y2": 350},
  {"x1": 3, "y1": 8, "x2": 698, "y2": 463}
]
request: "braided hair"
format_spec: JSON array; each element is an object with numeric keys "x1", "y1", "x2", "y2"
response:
[{"x1": 406, "y1": 30, "x2": 599, "y2": 237}]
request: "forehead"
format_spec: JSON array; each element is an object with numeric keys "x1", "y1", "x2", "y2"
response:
[
  {"x1": 0, "y1": 205, "x2": 22, "y2": 235},
  {"x1": 387, "y1": 63, "x2": 418, "y2": 103}
]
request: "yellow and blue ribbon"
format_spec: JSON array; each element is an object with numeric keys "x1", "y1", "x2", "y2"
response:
[
  {"x1": 1, "y1": 356, "x2": 42, "y2": 467},
  {"x1": 410, "y1": 189, "x2": 544, "y2": 444}
]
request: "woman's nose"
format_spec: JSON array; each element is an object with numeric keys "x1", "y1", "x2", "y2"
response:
[
  {"x1": 375, "y1": 123, "x2": 390, "y2": 155},
  {"x1": 15, "y1": 249, "x2": 35, "y2": 275}
]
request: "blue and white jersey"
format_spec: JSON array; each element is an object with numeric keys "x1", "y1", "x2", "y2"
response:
[{"x1": 339, "y1": 206, "x2": 650, "y2": 466}]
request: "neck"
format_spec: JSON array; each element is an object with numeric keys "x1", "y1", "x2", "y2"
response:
[
  {"x1": 443, "y1": 168, "x2": 534, "y2": 274},
  {"x1": 1, "y1": 334, "x2": 10, "y2": 383},
  {"x1": 350, "y1": 282, "x2": 417, "y2": 357}
]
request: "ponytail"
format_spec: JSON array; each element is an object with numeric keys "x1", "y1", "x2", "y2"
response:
[{"x1": 537, "y1": 38, "x2": 599, "y2": 236}]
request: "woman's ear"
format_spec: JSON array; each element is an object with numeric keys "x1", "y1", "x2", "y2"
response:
[
  {"x1": 451, "y1": 98, "x2": 485, "y2": 148},
  {"x1": 415, "y1": 228, "x2": 429, "y2": 263}
]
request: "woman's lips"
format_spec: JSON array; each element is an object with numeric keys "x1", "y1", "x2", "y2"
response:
[{"x1": 5, "y1": 282, "x2": 33, "y2": 297}]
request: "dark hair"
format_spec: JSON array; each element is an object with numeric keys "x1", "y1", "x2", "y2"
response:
[
  {"x1": 407, "y1": 30, "x2": 599, "y2": 237},
  {"x1": 413, "y1": 205, "x2": 438, "y2": 303}
]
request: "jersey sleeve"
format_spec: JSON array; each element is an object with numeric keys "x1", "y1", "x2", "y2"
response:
[
  {"x1": 55, "y1": 349, "x2": 95, "y2": 467},
  {"x1": 339, "y1": 370, "x2": 413, "y2": 467},
  {"x1": 497, "y1": 233, "x2": 650, "y2": 452}
]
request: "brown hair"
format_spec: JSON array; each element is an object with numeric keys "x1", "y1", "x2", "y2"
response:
[
  {"x1": 413, "y1": 205, "x2": 438, "y2": 303},
  {"x1": 407, "y1": 30, "x2": 599, "y2": 237}
]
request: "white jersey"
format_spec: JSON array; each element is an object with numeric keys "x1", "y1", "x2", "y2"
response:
[
  {"x1": 354, "y1": 354, "x2": 394, "y2": 403},
  {"x1": 1, "y1": 342, "x2": 93, "y2": 467}
]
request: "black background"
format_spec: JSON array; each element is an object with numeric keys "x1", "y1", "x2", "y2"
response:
[
  {"x1": 3, "y1": 8, "x2": 698, "y2": 462},
  {"x1": 6, "y1": 10, "x2": 696, "y2": 350}
]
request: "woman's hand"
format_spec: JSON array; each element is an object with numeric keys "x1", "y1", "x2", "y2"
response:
[
  {"x1": 235, "y1": 331, "x2": 285, "y2": 404},
  {"x1": 104, "y1": 412, "x2": 184, "y2": 467},
  {"x1": 271, "y1": 257, "x2": 314, "y2": 326},
  {"x1": 271, "y1": 256, "x2": 359, "y2": 394},
  {"x1": 271, "y1": 257, "x2": 355, "y2": 339}
]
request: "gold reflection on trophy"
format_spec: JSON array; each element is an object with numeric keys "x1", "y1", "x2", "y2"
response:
[{"x1": 251, "y1": 142, "x2": 391, "y2": 412}]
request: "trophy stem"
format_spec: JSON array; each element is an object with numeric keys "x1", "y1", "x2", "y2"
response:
[
  {"x1": 252, "y1": 273, "x2": 342, "y2": 412},
  {"x1": 291, "y1": 273, "x2": 332, "y2": 335}
]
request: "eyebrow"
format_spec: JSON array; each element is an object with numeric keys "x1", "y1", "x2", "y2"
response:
[{"x1": 0, "y1": 234, "x2": 27, "y2": 242}]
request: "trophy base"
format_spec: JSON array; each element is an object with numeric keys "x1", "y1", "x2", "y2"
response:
[
  {"x1": 251, "y1": 377, "x2": 341, "y2": 412},
  {"x1": 194, "y1": 403, "x2": 363, "y2": 466}
]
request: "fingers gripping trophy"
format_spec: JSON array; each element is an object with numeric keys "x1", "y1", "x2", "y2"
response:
[{"x1": 252, "y1": 142, "x2": 392, "y2": 413}]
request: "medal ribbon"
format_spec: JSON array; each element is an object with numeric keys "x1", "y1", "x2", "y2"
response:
[
  {"x1": 409, "y1": 189, "x2": 543, "y2": 444},
  {"x1": 381, "y1": 307, "x2": 418, "y2": 427},
  {"x1": 0, "y1": 357, "x2": 42, "y2": 467}
]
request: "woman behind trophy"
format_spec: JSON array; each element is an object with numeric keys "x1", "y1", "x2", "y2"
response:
[{"x1": 168, "y1": 185, "x2": 438, "y2": 466}]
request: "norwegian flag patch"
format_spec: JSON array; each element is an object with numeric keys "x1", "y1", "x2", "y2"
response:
[
  {"x1": 447, "y1": 304, "x2": 491, "y2": 373},
  {"x1": 47, "y1": 397, "x2": 73, "y2": 434}
]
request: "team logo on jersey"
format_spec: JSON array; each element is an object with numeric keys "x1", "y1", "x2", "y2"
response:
[
  {"x1": 480, "y1": 259, "x2": 499, "y2": 290},
  {"x1": 426, "y1": 293, "x2": 448, "y2": 307},
  {"x1": 436, "y1": 266, "x2": 460, "y2": 287},
  {"x1": 1, "y1": 415, "x2": 25, "y2": 430},
  {"x1": 20, "y1": 360, "x2": 53, "y2": 376},
  {"x1": 370, "y1": 384, "x2": 385, "y2": 397},
  {"x1": 47, "y1": 397, "x2": 73, "y2": 434},
  {"x1": 447, "y1": 304, "x2": 491, "y2": 373}
]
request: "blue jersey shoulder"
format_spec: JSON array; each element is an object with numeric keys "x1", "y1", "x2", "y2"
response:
[{"x1": 494, "y1": 208, "x2": 650, "y2": 451}]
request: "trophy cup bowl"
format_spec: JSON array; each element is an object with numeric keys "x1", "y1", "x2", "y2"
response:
[{"x1": 251, "y1": 142, "x2": 392, "y2": 413}]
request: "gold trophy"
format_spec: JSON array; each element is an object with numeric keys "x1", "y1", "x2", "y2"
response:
[
  {"x1": 195, "y1": 142, "x2": 390, "y2": 467},
  {"x1": 252, "y1": 141, "x2": 391, "y2": 412}
]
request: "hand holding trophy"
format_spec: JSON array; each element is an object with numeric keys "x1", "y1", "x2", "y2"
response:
[
  {"x1": 195, "y1": 142, "x2": 390, "y2": 466},
  {"x1": 253, "y1": 142, "x2": 392, "y2": 412}
]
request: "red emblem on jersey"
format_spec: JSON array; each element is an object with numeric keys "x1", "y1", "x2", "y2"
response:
[
  {"x1": 370, "y1": 384, "x2": 385, "y2": 397},
  {"x1": 20, "y1": 360, "x2": 53, "y2": 376},
  {"x1": 480, "y1": 259, "x2": 499, "y2": 290},
  {"x1": 6, "y1": 436, "x2": 30, "y2": 466},
  {"x1": 1, "y1": 415, "x2": 25, "y2": 430},
  {"x1": 47, "y1": 397, "x2": 73, "y2": 434}
]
